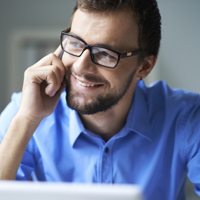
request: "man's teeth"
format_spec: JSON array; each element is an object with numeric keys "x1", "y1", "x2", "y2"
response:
[{"x1": 77, "y1": 79, "x2": 97, "y2": 87}]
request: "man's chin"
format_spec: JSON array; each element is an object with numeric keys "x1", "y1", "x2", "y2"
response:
[
  {"x1": 66, "y1": 93, "x2": 122, "y2": 115},
  {"x1": 66, "y1": 99, "x2": 104, "y2": 115}
]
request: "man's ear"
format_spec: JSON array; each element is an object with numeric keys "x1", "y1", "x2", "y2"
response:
[{"x1": 136, "y1": 55, "x2": 157, "y2": 80}]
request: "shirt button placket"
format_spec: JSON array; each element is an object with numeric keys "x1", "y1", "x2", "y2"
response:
[{"x1": 101, "y1": 146, "x2": 112, "y2": 183}]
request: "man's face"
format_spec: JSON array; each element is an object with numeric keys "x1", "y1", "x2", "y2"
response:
[{"x1": 62, "y1": 8, "x2": 142, "y2": 115}]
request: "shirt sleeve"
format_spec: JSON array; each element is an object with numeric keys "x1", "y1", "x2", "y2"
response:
[
  {"x1": 181, "y1": 97, "x2": 200, "y2": 196},
  {"x1": 0, "y1": 93, "x2": 37, "y2": 180}
]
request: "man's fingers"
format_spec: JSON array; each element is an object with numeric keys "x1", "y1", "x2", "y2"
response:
[
  {"x1": 33, "y1": 54, "x2": 53, "y2": 67},
  {"x1": 24, "y1": 45, "x2": 66, "y2": 97},
  {"x1": 25, "y1": 65, "x2": 64, "y2": 97},
  {"x1": 33, "y1": 46, "x2": 63, "y2": 68},
  {"x1": 51, "y1": 55, "x2": 66, "y2": 77},
  {"x1": 54, "y1": 45, "x2": 63, "y2": 58}
]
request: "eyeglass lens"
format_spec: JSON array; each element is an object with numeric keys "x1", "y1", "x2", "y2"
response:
[{"x1": 61, "y1": 34, "x2": 119, "y2": 68}]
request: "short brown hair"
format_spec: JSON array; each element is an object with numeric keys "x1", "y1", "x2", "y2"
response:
[{"x1": 73, "y1": 0, "x2": 161, "y2": 58}]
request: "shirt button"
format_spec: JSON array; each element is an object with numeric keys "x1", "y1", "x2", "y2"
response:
[{"x1": 104, "y1": 147, "x2": 109, "y2": 154}]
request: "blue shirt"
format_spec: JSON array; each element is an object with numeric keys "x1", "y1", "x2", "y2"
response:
[{"x1": 1, "y1": 80, "x2": 200, "y2": 200}]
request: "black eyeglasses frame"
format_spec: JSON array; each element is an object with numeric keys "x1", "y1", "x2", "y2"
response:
[{"x1": 60, "y1": 28, "x2": 143, "y2": 68}]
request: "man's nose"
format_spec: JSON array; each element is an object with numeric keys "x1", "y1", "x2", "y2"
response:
[{"x1": 73, "y1": 49, "x2": 95, "y2": 72}]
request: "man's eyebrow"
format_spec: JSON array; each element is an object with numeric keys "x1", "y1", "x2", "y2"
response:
[
  {"x1": 67, "y1": 31, "x2": 87, "y2": 44},
  {"x1": 93, "y1": 43, "x2": 120, "y2": 51},
  {"x1": 64, "y1": 31, "x2": 112, "y2": 48},
  {"x1": 64, "y1": 30, "x2": 125, "y2": 52}
]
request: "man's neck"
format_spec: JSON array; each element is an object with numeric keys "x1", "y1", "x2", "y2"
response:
[{"x1": 80, "y1": 86, "x2": 135, "y2": 141}]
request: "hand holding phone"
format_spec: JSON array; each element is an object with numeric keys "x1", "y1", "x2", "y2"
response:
[{"x1": 18, "y1": 46, "x2": 67, "y2": 123}]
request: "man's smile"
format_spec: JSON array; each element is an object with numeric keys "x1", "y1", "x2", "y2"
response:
[{"x1": 71, "y1": 72, "x2": 105, "y2": 89}]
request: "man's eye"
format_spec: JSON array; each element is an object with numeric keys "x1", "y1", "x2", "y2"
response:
[
  {"x1": 69, "y1": 41, "x2": 83, "y2": 48},
  {"x1": 95, "y1": 51, "x2": 116, "y2": 62},
  {"x1": 100, "y1": 51, "x2": 110, "y2": 57},
  {"x1": 93, "y1": 47, "x2": 118, "y2": 59}
]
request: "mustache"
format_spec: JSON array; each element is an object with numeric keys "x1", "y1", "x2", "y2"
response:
[
  {"x1": 68, "y1": 71, "x2": 107, "y2": 84},
  {"x1": 80, "y1": 74, "x2": 106, "y2": 83}
]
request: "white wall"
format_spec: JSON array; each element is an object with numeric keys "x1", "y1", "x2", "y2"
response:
[
  {"x1": 0, "y1": 0, "x2": 75, "y2": 111},
  {"x1": 156, "y1": 0, "x2": 200, "y2": 92}
]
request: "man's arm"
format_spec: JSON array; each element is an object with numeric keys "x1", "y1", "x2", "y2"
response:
[
  {"x1": 0, "y1": 46, "x2": 66, "y2": 179},
  {"x1": 0, "y1": 114, "x2": 40, "y2": 179}
]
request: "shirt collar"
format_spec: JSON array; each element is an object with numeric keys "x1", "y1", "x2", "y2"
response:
[
  {"x1": 68, "y1": 109, "x2": 86, "y2": 147},
  {"x1": 125, "y1": 80, "x2": 153, "y2": 141},
  {"x1": 67, "y1": 80, "x2": 153, "y2": 146},
  {"x1": 60, "y1": 91, "x2": 85, "y2": 147}
]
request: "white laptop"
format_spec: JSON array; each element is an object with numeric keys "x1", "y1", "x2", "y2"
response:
[{"x1": 0, "y1": 181, "x2": 143, "y2": 200}]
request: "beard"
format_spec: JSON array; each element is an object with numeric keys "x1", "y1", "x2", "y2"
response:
[{"x1": 65, "y1": 69, "x2": 136, "y2": 115}]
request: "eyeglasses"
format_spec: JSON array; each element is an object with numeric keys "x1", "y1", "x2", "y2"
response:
[{"x1": 60, "y1": 29, "x2": 142, "y2": 68}]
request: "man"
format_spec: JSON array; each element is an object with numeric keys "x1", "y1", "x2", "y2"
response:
[{"x1": 0, "y1": 0, "x2": 200, "y2": 199}]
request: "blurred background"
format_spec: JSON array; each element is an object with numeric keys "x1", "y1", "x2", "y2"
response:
[{"x1": 0, "y1": 0, "x2": 199, "y2": 199}]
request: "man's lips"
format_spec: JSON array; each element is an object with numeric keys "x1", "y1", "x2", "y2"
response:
[{"x1": 71, "y1": 72, "x2": 105, "y2": 88}]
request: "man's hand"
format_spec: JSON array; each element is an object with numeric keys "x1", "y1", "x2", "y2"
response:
[
  {"x1": 18, "y1": 46, "x2": 66, "y2": 123},
  {"x1": 0, "y1": 47, "x2": 67, "y2": 180}
]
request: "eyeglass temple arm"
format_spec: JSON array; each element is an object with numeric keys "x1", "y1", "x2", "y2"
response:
[{"x1": 120, "y1": 49, "x2": 142, "y2": 58}]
